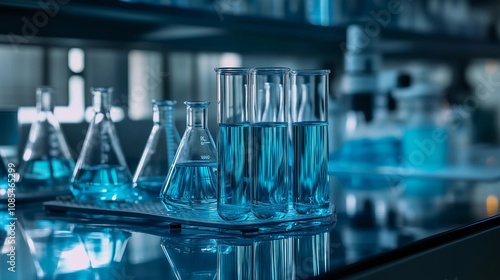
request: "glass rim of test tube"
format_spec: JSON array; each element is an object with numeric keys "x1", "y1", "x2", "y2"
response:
[
  {"x1": 184, "y1": 101, "x2": 210, "y2": 108},
  {"x1": 250, "y1": 67, "x2": 291, "y2": 75},
  {"x1": 215, "y1": 67, "x2": 250, "y2": 74},
  {"x1": 291, "y1": 69, "x2": 331, "y2": 76}
]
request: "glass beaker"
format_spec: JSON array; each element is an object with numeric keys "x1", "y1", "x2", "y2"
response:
[
  {"x1": 290, "y1": 70, "x2": 331, "y2": 215},
  {"x1": 160, "y1": 101, "x2": 218, "y2": 212},
  {"x1": 250, "y1": 67, "x2": 290, "y2": 219},
  {"x1": 18, "y1": 87, "x2": 75, "y2": 187},
  {"x1": 133, "y1": 100, "x2": 180, "y2": 200},
  {"x1": 215, "y1": 67, "x2": 252, "y2": 221},
  {"x1": 71, "y1": 87, "x2": 134, "y2": 202}
]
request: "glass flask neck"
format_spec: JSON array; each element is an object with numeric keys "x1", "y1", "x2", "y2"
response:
[
  {"x1": 186, "y1": 102, "x2": 209, "y2": 128},
  {"x1": 153, "y1": 101, "x2": 176, "y2": 125},
  {"x1": 36, "y1": 87, "x2": 53, "y2": 112},
  {"x1": 92, "y1": 88, "x2": 113, "y2": 113}
]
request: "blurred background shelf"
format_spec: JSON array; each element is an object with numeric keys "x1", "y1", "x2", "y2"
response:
[{"x1": 0, "y1": 0, "x2": 499, "y2": 59}]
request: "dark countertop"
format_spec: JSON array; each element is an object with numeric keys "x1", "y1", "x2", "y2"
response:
[{"x1": 1, "y1": 179, "x2": 499, "y2": 280}]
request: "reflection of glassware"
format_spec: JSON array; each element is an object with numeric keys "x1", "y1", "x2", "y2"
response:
[
  {"x1": 253, "y1": 238, "x2": 293, "y2": 280},
  {"x1": 216, "y1": 67, "x2": 252, "y2": 221},
  {"x1": 20, "y1": 216, "x2": 132, "y2": 279},
  {"x1": 133, "y1": 100, "x2": 180, "y2": 200},
  {"x1": 217, "y1": 241, "x2": 253, "y2": 280},
  {"x1": 160, "y1": 101, "x2": 218, "y2": 212},
  {"x1": 71, "y1": 87, "x2": 134, "y2": 202},
  {"x1": 290, "y1": 70, "x2": 331, "y2": 215},
  {"x1": 75, "y1": 227, "x2": 131, "y2": 271},
  {"x1": 250, "y1": 67, "x2": 290, "y2": 219},
  {"x1": 294, "y1": 232, "x2": 330, "y2": 278},
  {"x1": 18, "y1": 87, "x2": 74, "y2": 187},
  {"x1": 161, "y1": 236, "x2": 218, "y2": 280}
]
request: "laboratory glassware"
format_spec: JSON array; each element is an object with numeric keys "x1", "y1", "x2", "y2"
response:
[
  {"x1": 18, "y1": 87, "x2": 75, "y2": 187},
  {"x1": 216, "y1": 67, "x2": 252, "y2": 221},
  {"x1": 290, "y1": 69, "x2": 331, "y2": 215},
  {"x1": 250, "y1": 67, "x2": 290, "y2": 219},
  {"x1": 160, "y1": 101, "x2": 218, "y2": 213},
  {"x1": 133, "y1": 100, "x2": 180, "y2": 199},
  {"x1": 71, "y1": 87, "x2": 134, "y2": 202}
]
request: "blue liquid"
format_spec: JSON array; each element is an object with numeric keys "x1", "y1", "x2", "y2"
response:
[
  {"x1": 20, "y1": 158, "x2": 74, "y2": 187},
  {"x1": 71, "y1": 164, "x2": 133, "y2": 202},
  {"x1": 136, "y1": 176, "x2": 165, "y2": 192},
  {"x1": 217, "y1": 123, "x2": 251, "y2": 221},
  {"x1": 372, "y1": 136, "x2": 400, "y2": 166},
  {"x1": 161, "y1": 162, "x2": 217, "y2": 211},
  {"x1": 134, "y1": 176, "x2": 165, "y2": 202},
  {"x1": 293, "y1": 121, "x2": 330, "y2": 215},
  {"x1": 252, "y1": 122, "x2": 288, "y2": 219},
  {"x1": 403, "y1": 127, "x2": 448, "y2": 195}
]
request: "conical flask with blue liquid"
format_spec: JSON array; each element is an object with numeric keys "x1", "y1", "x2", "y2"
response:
[
  {"x1": 133, "y1": 100, "x2": 180, "y2": 200},
  {"x1": 18, "y1": 87, "x2": 75, "y2": 188},
  {"x1": 71, "y1": 87, "x2": 134, "y2": 202},
  {"x1": 160, "y1": 101, "x2": 218, "y2": 213}
]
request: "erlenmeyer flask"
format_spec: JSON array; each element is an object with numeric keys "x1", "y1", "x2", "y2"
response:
[
  {"x1": 71, "y1": 87, "x2": 133, "y2": 202},
  {"x1": 133, "y1": 100, "x2": 181, "y2": 199},
  {"x1": 18, "y1": 87, "x2": 75, "y2": 187},
  {"x1": 160, "y1": 101, "x2": 218, "y2": 212}
]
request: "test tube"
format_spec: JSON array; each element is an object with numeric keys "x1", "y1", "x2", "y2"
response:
[
  {"x1": 290, "y1": 69, "x2": 331, "y2": 215},
  {"x1": 250, "y1": 67, "x2": 290, "y2": 219},
  {"x1": 216, "y1": 67, "x2": 252, "y2": 221}
]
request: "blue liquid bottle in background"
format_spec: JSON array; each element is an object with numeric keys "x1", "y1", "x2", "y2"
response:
[
  {"x1": 160, "y1": 101, "x2": 218, "y2": 214},
  {"x1": 291, "y1": 70, "x2": 331, "y2": 215},
  {"x1": 216, "y1": 67, "x2": 252, "y2": 221},
  {"x1": 250, "y1": 68, "x2": 290, "y2": 219},
  {"x1": 133, "y1": 100, "x2": 180, "y2": 201},
  {"x1": 71, "y1": 87, "x2": 134, "y2": 202},
  {"x1": 19, "y1": 87, "x2": 75, "y2": 188}
]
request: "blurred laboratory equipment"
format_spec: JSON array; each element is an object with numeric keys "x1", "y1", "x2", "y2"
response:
[
  {"x1": 290, "y1": 69, "x2": 331, "y2": 215},
  {"x1": 133, "y1": 100, "x2": 180, "y2": 201},
  {"x1": 71, "y1": 87, "x2": 134, "y2": 203},
  {"x1": 216, "y1": 67, "x2": 252, "y2": 221},
  {"x1": 250, "y1": 67, "x2": 290, "y2": 219},
  {"x1": 334, "y1": 25, "x2": 398, "y2": 227},
  {"x1": 18, "y1": 87, "x2": 75, "y2": 188},
  {"x1": 160, "y1": 101, "x2": 218, "y2": 214},
  {"x1": 393, "y1": 64, "x2": 449, "y2": 227}
]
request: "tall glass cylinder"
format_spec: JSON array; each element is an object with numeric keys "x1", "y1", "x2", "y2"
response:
[
  {"x1": 216, "y1": 67, "x2": 252, "y2": 221},
  {"x1": 290, "y1": 70, "x2": 331, "y2": 215},
  {"x1": 250, "y1": 67, "x2": 290, "y2": 219}
]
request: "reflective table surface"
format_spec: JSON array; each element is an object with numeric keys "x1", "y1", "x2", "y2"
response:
[{"x1": 1, "y1": 178, "x2": 499, "y2": 280}]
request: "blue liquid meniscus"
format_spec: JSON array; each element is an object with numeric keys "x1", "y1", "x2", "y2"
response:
[
  {"x1": 161, "y1": 162, "x2": 217, "y2": 211},
  {"x1": 71, "y1": 164, "x2": 133, "y2": 202},
  {"x1": 293, "y1": 121, "x2": 330, "y2": 215},
  {"x1": 217, "y1": 123, "x2": 252, "y2": 221},
  {"x1": 252, "y1": 122, "x2": 288, "y2": 219},
  {"x1": 21, "y1": 158, "x2": 74, "y2": 187}
]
